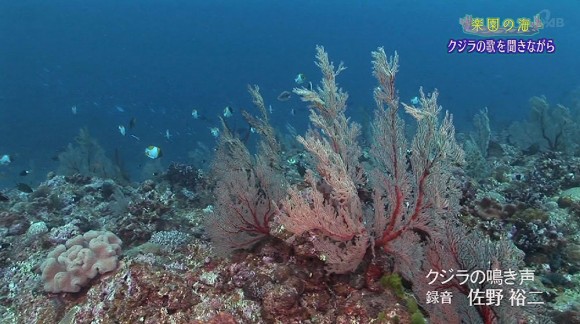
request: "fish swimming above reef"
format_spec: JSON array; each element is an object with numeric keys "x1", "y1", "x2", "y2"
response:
[
  {"x1": 294, "y1": 73, "x2": 306, "y2": 84},
  {"x1": 410, "y1": 96, "x2": 420, "y2": 106},
  {"x1": 128, "y1": 117, "x2": 137, "y2": 129},
  {"x1": 209, "y1": 127, "x2": 220, "y2": 137},
  {"x1": 144, "y1": 146, "x2": 162, "y2": 159},
  {"x1": 16, "y1": 183, "x2": 33, "y2": 193},
  {"x1": 223, "y1": 106, "x2": 233, "y2": 118},
  {"x1": 0, "y1": 154, "x2": 11, "y2": 165},
  {"x1": 277, "y1": 91, "x2": 292, "y2": 102},
  {"x1": 190, "y1": 109, "x2": 214, "y2": 123}
]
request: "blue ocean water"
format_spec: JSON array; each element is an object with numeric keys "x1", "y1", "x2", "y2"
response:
[{"x1": 0, "y1": 0, "x2": 578, "y2": 187}]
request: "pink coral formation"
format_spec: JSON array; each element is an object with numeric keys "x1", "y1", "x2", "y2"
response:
[
  {"x1": 0, "y1": 47, "x2": 564, "y2": 323},
  {"x1": 40, "y1": 230, "x2": 122, "y2": 293}
]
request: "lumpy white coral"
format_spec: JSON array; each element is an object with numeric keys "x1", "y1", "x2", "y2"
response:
[{"x1": 40, "y1": 230, "x2": 122, "y2": 293}]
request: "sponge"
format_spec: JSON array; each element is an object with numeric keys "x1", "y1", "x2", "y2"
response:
[{"x1": 41, "y1": 230, "x2": 122, "y2": 293}]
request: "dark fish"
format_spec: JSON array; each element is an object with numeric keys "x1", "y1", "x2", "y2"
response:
[
  {"x1": 296, "y1": 162, "x2": 307, "y2": 177},
  {"x1": 129, "y1": 117, "x2": 137, "y2": 129},
  {"x1": 523, "y1": 143, "x2": 540, "y2": 156},
  {"x1": 51, "y1": 147, "x2": 67, "y2": 161},
  {"x1": 16, "y1": 183, "x2": 33, "y2": 193},
  {"x1": 277, "y1": 91, "x2": 292, "y2": 102},
  {"x1": 19, "y1": 170, "x2": 30, "y2": 176},
  {"x1": 0, "y1": 192, "x2": 9, "y2": 202}
]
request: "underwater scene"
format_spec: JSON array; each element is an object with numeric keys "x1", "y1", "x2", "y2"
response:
[{"x1": 1, "y1": 0, "x2": 580, "y2": 323}]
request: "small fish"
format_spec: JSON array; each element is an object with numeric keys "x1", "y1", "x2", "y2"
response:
[
  {"x1": 277, "y1": 91, "x2": 292, "y2": 102},
  {"x1": 191, "y1": 109, "x2": 199, "y2": 119},
  {"x1": 144, "y1": 146, "x2": 162, "y2": 159},
  {"x1": 223, "y1": 106, "x2": 233, "y2": 118},
  {"x1": 71, "y1": 105, "x2": 77, "y2": 115},
  {"x1": 19, "y1": 170, "x2": 30, "y2": 176},
  {"x1": 115, "y1": 105, "x2": 125, "y2": 113},
  {"x1": 0, "y1": 154, "x2": 11, "y2": 165},
  {"x1": 165, "y1": 129, "x2": 172, "y2": 140},
  {"x1": 410, "y1": 96, "x2": 419, "y2": 106},
  {"x1": 128, "y1": 117, "x2": 137, "y2": 129},
  {"x1": 118, "y1": 125, "x2": 126, "y2": 136},
  {"x1": 0, "y1": 192, "x2": 9, "y2": 202},
  {"x1": 51, "y1": 147, "x2": 67, "y2": 161},
  {"x1": 290, "y1": 108, "x2": 295, "y2": 116},
  {"x1": 294, "y1": 73, "x2": 306, "y2": 85},
  {"x1": 209, "y1": 127, "x2": 220, "y2": 137},
  {"x1": 16, "y1": 183, "x2": 33, "y2": 193},
  {"x1": 130, "y1": 134, "x2": 141, "y2": 141},
  {"x1": 268, "y1": 105, "x2": 274, "y2": 114}
]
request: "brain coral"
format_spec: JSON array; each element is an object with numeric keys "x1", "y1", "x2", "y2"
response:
[{"x1": 41, "y1": 230, "x2": 122, "y2": 293}]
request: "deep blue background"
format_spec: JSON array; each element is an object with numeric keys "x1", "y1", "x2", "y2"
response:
[{"x1": 0, "y1": 0, "x2": 578, "y2": 186}]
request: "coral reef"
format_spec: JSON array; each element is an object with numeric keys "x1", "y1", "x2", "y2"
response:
[{"x1": 5, "y1": 47, "x2": 580, "y2": 323}]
